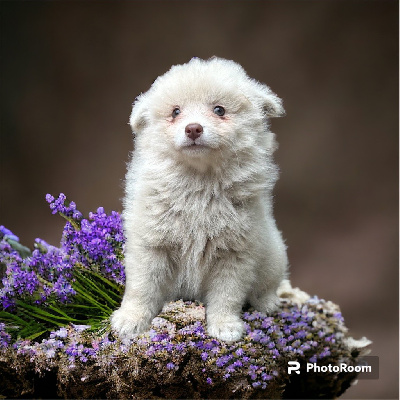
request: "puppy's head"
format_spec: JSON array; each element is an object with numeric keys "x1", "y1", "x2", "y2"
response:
[{"x1": 130, "y1": 57, "x2": 284, "y2": 164}]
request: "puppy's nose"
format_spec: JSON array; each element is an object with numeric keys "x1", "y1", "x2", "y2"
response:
[{"x1": 185, "y1": 123, "x2": 203, "y2": 141}]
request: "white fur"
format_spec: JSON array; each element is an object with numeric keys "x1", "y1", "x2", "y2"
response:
[{"x1": 111, "y1": 57, "x2": 288, "y2": 342}]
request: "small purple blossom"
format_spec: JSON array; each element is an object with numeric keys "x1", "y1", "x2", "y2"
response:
[
  {"x1": 0, "y1": 225, "x2": 20, "y2": 242},
  {"x1": 235, "y1": 348, "x2": 244, "y2": 357},
  {"x1": 175, "y1": 343, "x2": 186, "y2": 351},
  {"x1": 0, "y1": 323, "x2": 11, "y2": 348},
  {"x1": 50, "y1": 327, "x2": 68, "y2": 339},
  {"x1": 318, "y1": 348, "x2": 331, "y2": 359},
  {"x1": 216, "y1": 355, "x2": 229, "y2": 367},
  {"x1": 166, "y1": 362, "x2": 175, "y2": 370},
  {"x1": 309, "y1": 354, "x2": 318, "y2": 363}
]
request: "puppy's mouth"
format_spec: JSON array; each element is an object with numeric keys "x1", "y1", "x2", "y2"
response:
[{"x1": 182, "y1": 142, "x2": 209, "y2": 151}]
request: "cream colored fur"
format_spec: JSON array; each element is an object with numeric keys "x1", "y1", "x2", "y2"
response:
[{"x1": 111, "y1": 57, "x2": 288, "y2": 342}]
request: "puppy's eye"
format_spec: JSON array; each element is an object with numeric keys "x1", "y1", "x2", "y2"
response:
[
  {"x1": 213, "y1": 106, "x2": 225, "y2": 116},
  {"x1": 172, "y1": 107, "x2": 181, "y2": 118}
]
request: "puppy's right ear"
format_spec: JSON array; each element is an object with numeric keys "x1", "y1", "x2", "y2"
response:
[
  {"x1": 252, "y1": 82, "x2": 285, "y2": 118},
  {"x1": 129, "y1": 94, "x2": 149, "y2": 134}
]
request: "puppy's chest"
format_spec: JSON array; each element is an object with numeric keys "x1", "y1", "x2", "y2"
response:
[{"x1": 144, "y1": 184, "x2": 249, "y2": 248}]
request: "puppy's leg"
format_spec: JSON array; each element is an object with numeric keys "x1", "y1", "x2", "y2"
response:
[
  {"x1": 111, "y1": 245, "x2": 173, "y2": 338},
  {"x1": 205, "y1": 255, "x2": 255, "y2": 343},
  {"x1": 249, "y1": 286, "x2": 281, "y2": 315},
  {"x1": 249, "y1": 218, "x2": 288, "y2": 314}
]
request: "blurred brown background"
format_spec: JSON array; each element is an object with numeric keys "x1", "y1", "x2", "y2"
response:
[{"x1": 0, "y1": 1, "x2": 398, "y2": 398}]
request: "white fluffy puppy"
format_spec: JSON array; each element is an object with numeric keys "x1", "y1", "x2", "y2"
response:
[{"x1": 111, "y1": 57, "x2": 288, "y2": 342}]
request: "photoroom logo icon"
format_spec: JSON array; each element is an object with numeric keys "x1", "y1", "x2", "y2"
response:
[{"x1": 288, "y1": 361, "x2": 301, "y2": 375}]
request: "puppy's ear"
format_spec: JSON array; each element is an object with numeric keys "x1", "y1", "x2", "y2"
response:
[
  {"x1": 129, "y1": 94, "x2": 150, "y2": 133},
  {"x1": 252, "y1": 81, "x2": 285, "y2": 118}
]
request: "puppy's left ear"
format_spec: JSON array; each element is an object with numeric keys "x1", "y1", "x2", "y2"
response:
[{"x1": 252, "y1": 81, "x2": 285, "y2": 118}]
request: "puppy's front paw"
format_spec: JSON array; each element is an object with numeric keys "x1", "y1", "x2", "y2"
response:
[
  {"x1": 207, "y1": 317, "x2": 244, "y2": 343},
  {"x1": 111, "y1": 306, "x2": 151, "y2": 339}
]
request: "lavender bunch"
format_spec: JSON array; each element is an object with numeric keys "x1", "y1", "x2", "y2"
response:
[{"x1": 0, "y1": 194, "x2": 125, "y2": 340}]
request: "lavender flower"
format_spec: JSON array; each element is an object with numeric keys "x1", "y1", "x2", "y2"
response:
[{"x1": 46, "y1": 193, "x2": 83, "y2": 221}]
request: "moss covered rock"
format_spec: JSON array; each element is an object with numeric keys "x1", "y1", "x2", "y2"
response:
[{"x1": 0, "y1": 282, "x2": 371, "y2": 399}]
